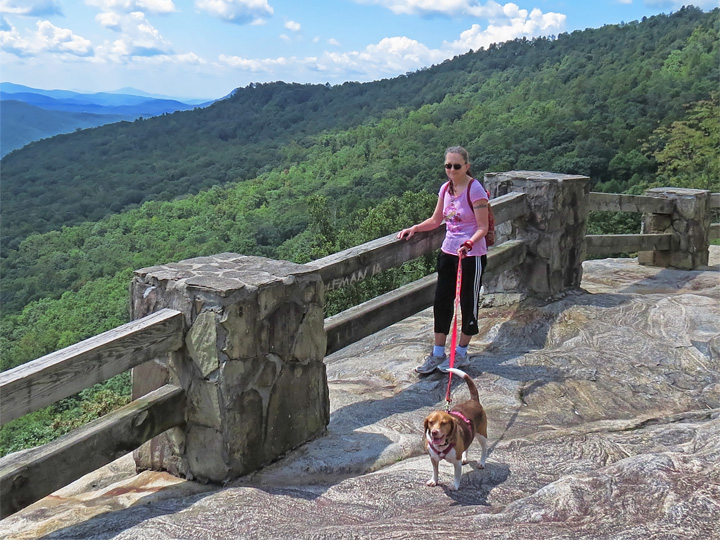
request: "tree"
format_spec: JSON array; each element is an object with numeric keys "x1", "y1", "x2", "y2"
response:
[{"x1": 649, "y1": 97, "x2": 719, "y2": 191}]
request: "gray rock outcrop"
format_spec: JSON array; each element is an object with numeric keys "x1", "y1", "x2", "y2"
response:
[{"x1": 4, "y1": 248, "x2": 719, "y2": 539}]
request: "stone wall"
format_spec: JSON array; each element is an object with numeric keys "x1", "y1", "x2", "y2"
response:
[
  {"x1": 639, "y1": 187, "x2": 711, "y2": 269},
  {"x1": 130, "y1": 253, "x2": 329, "y2": 483},
  {"x1": 483, "y1": 170, "x2": 590, "y2": 299}
]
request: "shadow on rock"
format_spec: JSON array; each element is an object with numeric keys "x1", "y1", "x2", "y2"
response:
[{"x1": 444, "y1": 461, "x2": 512, "y2": 506}]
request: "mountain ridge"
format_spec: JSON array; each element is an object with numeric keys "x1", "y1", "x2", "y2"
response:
[
  {"x1": 2, "y1": 7, "x2": 716, "y2": 256},
  {"x1": 0, "y1": 83, "x2": 215, "y2": 156}
]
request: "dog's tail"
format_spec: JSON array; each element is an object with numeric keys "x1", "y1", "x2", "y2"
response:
[{"x1": 447, "y1": 368, "x2": 479, "y2": 403}]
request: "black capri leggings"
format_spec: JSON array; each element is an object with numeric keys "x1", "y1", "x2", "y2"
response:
[{"x1": 433, "y1": 251, "x2": 487, "y2": 336}]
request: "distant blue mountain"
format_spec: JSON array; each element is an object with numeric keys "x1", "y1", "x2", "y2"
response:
[
  {"x1": 0, "y1": 82, "x2": 213, "y2": 106},
  {"x1": 0, "y1": 100, "x2": 130, "y2": 157},
  {"x1": 0, "y1": 83, "x2": 215, "y2": 156},
  {"x1": 0, "y1": 91, "x2": 201, "y2": 115}
]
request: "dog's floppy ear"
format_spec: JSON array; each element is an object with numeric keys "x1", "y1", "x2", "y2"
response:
[
  {"x1": 423, "y1": 415, "x2": 431, "y2": 433},
  {"x1": 446, "y1": 416, "x2": 457, "y2": 439}
]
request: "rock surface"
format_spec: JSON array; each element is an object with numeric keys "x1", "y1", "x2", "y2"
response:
[{"x1": 4, "y1": 248, "x2": 719, "y2": 540}]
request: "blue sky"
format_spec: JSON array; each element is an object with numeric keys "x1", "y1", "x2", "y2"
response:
[{"x1": 0, "y1": 0, "x2": 716, "y2": 100}]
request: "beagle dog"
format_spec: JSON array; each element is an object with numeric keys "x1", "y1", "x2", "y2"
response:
[{"x1": 423, "y1": 368, "x2": 488, "y2": 490}]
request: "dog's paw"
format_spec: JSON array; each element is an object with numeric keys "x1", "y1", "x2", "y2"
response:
[
  {"x1": 426, "y1": 479, "x2": 437, "y2": 487},
  {"x1": 477, "y1": 463, "x2": 485, "y2": 469},
  {"x1": 449, "y1": 483, "x2": 460, "y2": 491}
]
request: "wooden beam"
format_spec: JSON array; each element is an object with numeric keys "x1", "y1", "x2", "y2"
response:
[
  {"x1": 483, "y1": 240, "x2": 527, "y2": 280},
  {"x1": 307, "y1": 228, "x2": 445, "y2": 292},
  {"x1": 585, "y1": 234, "x2": 673, "y2": 255},
  {"x1": 325, "y1": 240, "x2": 527, "y2": 355},
  {"x1": 710, "y1": 193, "x2": 720, "y2": 209},
  {"x1": 710, "y1": 223, "x2": 720, "y2": 241},
  {"x1": 325, "y1": 274, "x2": 437, "y2": 355},
  {"x1": 0, "y1": 309, "x2": 184, "y2": 426},
  {"x1": 490, "y1": 192, "x2": 527, "y2": 225},
  {"x1": 0, "y1": 384, "x2": 185, "y2": 519},
  {"x1": 588, "y1": 192, "x2": 674, "y2": 214}
]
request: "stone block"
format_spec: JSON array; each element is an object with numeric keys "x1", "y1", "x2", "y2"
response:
[
  {"x1": 220, "y1": 304, "x2": 260, "y2": 361},
  {"x1": 484, "y1": 170, "x2": 590, "y2": 299},
  {"x1": 185, "y1": 425, "x2": 229, "y2": 482},
  {"x1": 642, "y1": 214, "x2": 672, "y2": 233},
  {"x1": 186, "y1": 310, "x2": 221, "y2": 378},
  {"x1": 642, "y1": 187, "x2": 710, "y2": 270},
  {"x1": 264, "y1": 362, "x2": 329, "y2": 460},
  {"x1": 292, "y1": 304, "x2": 327, "y2": 362},
  {"x1": 131, "y1": 253, "x2": 329, "y2": 483},
  {"x1": 224, "y1": 388, "x2": 267, "y2": 476},
  {"x1": 187, "y1": 379, "x2": 222, "y2": 430}
]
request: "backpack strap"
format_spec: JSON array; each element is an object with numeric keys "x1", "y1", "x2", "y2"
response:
[
  {"x1": 441, "y1": 179, "x2": 478, "y2": 206},
  {"x1": 440, "y1": 181, "x2": 450, "y2": 199},
  {"x1": 466, "y1": 178, "x2": 476, "y2": 208}
]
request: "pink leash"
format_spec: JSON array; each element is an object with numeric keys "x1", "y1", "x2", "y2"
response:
[{"x1": 444, "y1": 253, "x2": 464, "y2": 410}]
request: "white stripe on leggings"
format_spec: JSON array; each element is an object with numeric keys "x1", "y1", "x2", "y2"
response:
[{"x1": 473, "y1": 256, "x2": 483, "y2": 315}]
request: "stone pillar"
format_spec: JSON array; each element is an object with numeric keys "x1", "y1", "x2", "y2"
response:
[
  {"x1": 639, "y1": 187, "x2": 710, "y2": 270},
  {"x1": 130, "y1": 253, "x2": 329, "y2": 483},
  {"x1": 483, "y1": 170, "x2": 590, "y2": 299}
]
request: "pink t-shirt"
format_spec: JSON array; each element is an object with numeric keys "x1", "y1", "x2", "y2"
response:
[{"x1": 439, "y1": 179, "x2": 488, "y2": 257}]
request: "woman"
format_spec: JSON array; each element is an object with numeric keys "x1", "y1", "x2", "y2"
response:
[{"x1": 397, "y1": 146, "x2": 489, "y2": 374}]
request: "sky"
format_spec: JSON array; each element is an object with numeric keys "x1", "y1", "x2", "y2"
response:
[{"x1": 0, "y1": 0, "x2": 716, "y2": 101}]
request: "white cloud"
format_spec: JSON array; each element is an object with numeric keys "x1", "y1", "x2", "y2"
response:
[
  {"x1": 0, "y1": 0, "x2": 63, "y2": 17},
  {"x1": 448, "y1": 7, "x2": 565, "y2": 52},
  {"x1": 123, "y1": 50, "x2": 205, "y2": 65},
  {"x1": 0, "y1": 19, "x2": 92, "y2": 56},
  {"x1": 96, "y1": 11, "x2": 122, "y2": 30},
  {"x1": 328, "y1": 37, "x2": 341, "y2": 47},
  {"x1": 284, "y1": 19, "x2": 300, "y2": 32},
  {"x1": 645, "y1": 0, "x2": 718, "y2": 7},
  {"x1": 301, "y1": 36, "x2": 445, "y2": 78},
  {"x1": 195, "y1": 0, "x2": 273, "y2": 25},
  {"x1": 137, "y1": 0, "x2": 177, "y2": 12},
  {"x1": 216, "y1": 5, "x2": 565, "y2": 81},
  {"x1": 37, "y1": 20, "x2": 93, "y2": 55},
  {"x1": 219, "y1": 53, "x2": 288, "y2": 71},
  {"x1": 101, "y1": 11, "x2": 173, "y2": 58},
  {"x1": 86, "y1": 0, "x2": 176, "y2": 14},
  {"x1": 354, "y1": 0, "x2": 505, "y2": 17}
]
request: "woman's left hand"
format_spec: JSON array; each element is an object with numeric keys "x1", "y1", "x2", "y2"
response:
[{"x1": 458, "y1": 239, "x2": 473, "y2": 257}]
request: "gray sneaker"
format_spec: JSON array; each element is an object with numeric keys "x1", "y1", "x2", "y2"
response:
[
  {"x1": 415, "y1": 353, "x2": 447, "y2": 374},
  {"x1": 438, "y1": 354, "x2": 469, "y2": 373}
]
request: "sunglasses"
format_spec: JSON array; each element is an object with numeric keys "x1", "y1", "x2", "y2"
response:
[{"x1": 445, "y1": 163, "x2": 465, "y2": 170}]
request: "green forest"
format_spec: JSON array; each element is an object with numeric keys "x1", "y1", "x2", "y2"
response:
[{"x1": 1, "y1": 6, "x2": 718, "y2": 456}]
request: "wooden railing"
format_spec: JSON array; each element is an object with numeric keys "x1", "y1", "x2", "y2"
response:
[
  {"x1": 1, "y1": 187, "x2": 717, "y2": 518},
  {"x1": 712, "y1": 193, "x2": 720, "y2": 240},
  {"x1": 585, "y1": 191, "x2": 720, "y2": 255},
  {"x1": 308, "y1": 191, "x2": 529, "y2": 354},
  {"x1": 0, "y1": 310, "x2": 186, "y2": 517}
]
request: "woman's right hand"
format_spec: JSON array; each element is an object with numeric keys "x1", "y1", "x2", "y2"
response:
[{"x1": 397, "y1": 225, "x2": 416, "y2": 240}]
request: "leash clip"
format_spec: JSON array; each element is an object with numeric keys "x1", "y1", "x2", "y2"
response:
[{"x1": 444, "y1": 399, "x2": 452, "y2": 412}]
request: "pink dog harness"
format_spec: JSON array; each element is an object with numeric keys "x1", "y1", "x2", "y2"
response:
[
  {"x1": 449, "y1": 411, "x2": 472, "y2": 427},
  {"x1": 428, "y1": 440, "x2": 455, "y2": 459},
  {"x1": 428, "y1": 411, "x2": 474, "y2": 459}
]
